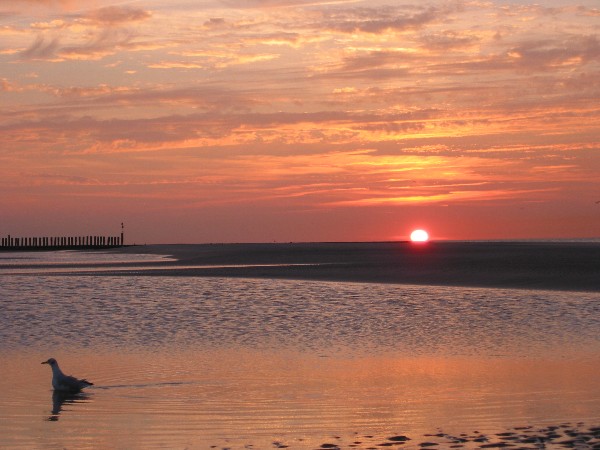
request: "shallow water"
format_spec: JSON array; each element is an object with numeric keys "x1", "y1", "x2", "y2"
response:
[
  {"x1": 0, "y1": 250, "x2": 172, "y2": 266},
  {"x1": 0, "y1": 253, "x2": 599, "y2": 449}
]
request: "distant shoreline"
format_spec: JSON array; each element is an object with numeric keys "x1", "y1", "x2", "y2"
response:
[{"x1": 105, "y1": 241, "x2": 600, "y2": 292}]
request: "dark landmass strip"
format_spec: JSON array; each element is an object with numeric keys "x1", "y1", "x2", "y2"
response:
[{"x1": 108, "y1": 241, "x2": 600, "y2": 292}]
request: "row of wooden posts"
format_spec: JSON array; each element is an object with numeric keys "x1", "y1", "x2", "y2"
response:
[{"x1": 0, "y1": 234, "x2": 124, "y2": 250}]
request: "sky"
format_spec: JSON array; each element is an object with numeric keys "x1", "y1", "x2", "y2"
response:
[{"x1": 1, "y1": 0, "x2": 599, "y2": 243}]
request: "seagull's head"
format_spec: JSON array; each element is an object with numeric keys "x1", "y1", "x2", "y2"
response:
[{"x1": 42, "y1": 358, "x2": 57, "y2": 366}]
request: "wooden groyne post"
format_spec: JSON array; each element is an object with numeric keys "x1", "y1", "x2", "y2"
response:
[{"x1": 0, "y1": 226, "x2": 125, "y2": 251}]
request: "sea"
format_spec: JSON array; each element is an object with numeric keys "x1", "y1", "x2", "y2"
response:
[{"x1": 0, "y1": 248, "x2": 599, "y2": 449}]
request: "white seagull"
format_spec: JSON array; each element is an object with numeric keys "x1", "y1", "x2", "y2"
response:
[{"x1": 42, "y1": 358, "x2": 94, "y2": 393}]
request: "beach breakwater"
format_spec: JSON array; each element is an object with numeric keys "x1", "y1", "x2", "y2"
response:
[{"x1": 0, "y1": 233, "x2": 123, "y2": 251}]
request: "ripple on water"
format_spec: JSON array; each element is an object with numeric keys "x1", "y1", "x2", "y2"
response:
[
  {"x1": 1, "y1": 276, "x2": 599, "y2": 357},
  {"x1": 1, "y1": 275, "x2": 599, "y2": 448}
]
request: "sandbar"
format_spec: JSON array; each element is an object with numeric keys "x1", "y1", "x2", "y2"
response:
[{"x1": 108, "y1": 241, "x2": 600, "y2": 292}]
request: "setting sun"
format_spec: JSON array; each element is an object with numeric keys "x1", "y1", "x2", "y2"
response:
[{"x1": 410, "y1": 229, "x2": 429, "y2": 242}]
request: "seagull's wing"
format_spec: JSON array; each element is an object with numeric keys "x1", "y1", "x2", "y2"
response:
[{"x1": 58, "y1": 373, "x2": 93, "y2": 390}]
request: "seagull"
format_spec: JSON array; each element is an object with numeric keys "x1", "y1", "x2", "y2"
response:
[{"x1": 41, "y1": 358, "x2": 94, "y2": 393}]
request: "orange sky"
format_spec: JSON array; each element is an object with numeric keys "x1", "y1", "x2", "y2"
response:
[{"x1": 1, "y1": 0, "x2": 599, "y2": 243}]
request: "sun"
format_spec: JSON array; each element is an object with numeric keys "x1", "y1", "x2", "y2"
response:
[{"x1": 410, "y1": 229, "x2": 429, "y2": 242}]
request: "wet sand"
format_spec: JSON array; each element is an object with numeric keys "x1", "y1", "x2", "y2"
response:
[
  {"x1": 110, "y1": 241, "x2": 600, "y2": 292},
  {"x1": 302, "y1": 423, "x2": 600, "y2": 449}
]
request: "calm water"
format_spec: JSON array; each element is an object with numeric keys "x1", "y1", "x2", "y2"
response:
[{"x1": 0, "y1": 251, "x2": 599, "y2": 449}]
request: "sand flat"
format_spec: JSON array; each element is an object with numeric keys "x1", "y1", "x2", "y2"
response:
[{"x1": 109, "y1": 241, "x2": 600, "y2": 292}]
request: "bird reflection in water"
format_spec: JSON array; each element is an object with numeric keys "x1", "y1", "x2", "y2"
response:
[{"x1": 46, "y1": 390, "x2": 91, "y2": 422}]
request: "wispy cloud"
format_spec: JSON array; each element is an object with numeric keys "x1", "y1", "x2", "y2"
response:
[
  {"x1": 17, "y1": 5, "x2": 154, "y2": 61},
  {"x1": 83, "y1": 6, "x2": 151, "y2": 25},
  {"x1": 314, "y1": 4, "x2": 462, "y2": 34},
  {"x1": 20, "y1": 35, "x2": 60, "y2": 60}
]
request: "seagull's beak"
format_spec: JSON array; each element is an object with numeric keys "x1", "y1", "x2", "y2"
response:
[{"x1": 41, "y1": 361, "x2": 48, "y2": 364}]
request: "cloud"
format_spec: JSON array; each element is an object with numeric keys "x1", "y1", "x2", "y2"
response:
[
  {"x1": 218, "y1": 0, "x2": 344, "y2": 8},
  {"x1": 16, "y1": 5, "x2": 154, "y2": 61},
  {"x1": 329, "y1": 187, "x2": 555, "y2": 206},
  {"x1": 2, "y1": 0, "x2": 599, "y2": 243},
  {"x1": 241, "y1": 32, "x2": 318, "y2": 48},
  {"x1": 8, "y1": 0, "x2": 70, "y2": 3},
  {"x1": 151, "y1": 47, "x2": 280, "y2": 70},
  {"x1": 30, "y1": 19, "x2": 69, "y2": 30},
  {"x1": 6, "y1": 0, "x2": 75, "y2": 6},
  {"x1": 0, "y1": 107, "x2": 426, "y2": 153},
  {"x1": 19, "y1": 31, "x2": 148, "y2": 61},
  {"x1": 83, "y1": 6, "x2": 152, "y2": 25},
  {"x1": 32, "y1": 172, "x2": 99, "y2": 185},
  {"x1": 507, "y1": 35, "x2": 600, "y2": 70},
  {"x1": 419, "y1": 31, "x2": 479, "y2": 51},
  {"x1": 316, "y1": 4, "x2": 461, "y2": 34},
  {"x1": 338, "y1": 48, "x2": 416, "y2": 72},
  {"x1": 149, "y1": 61, "x2": 206, "y2": 69},
  {"x1": 20, "y1": 35, "x2": 60, "y2": 60},
  {"x1": 203, "y1": 17, "x2": 226, "y2": 28},
  {"x1": 577, "y1": 6, "x2": 600, "y2": 17},
  {"x1": 60, "y1": 27, "x2": 141, "y2": 60},
  {"x1": 355, "y1": 121, "x2": 426, "y2": 134},
  {"x1": 0, "y1": 78, "x2": 12, "y2": 91}
]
